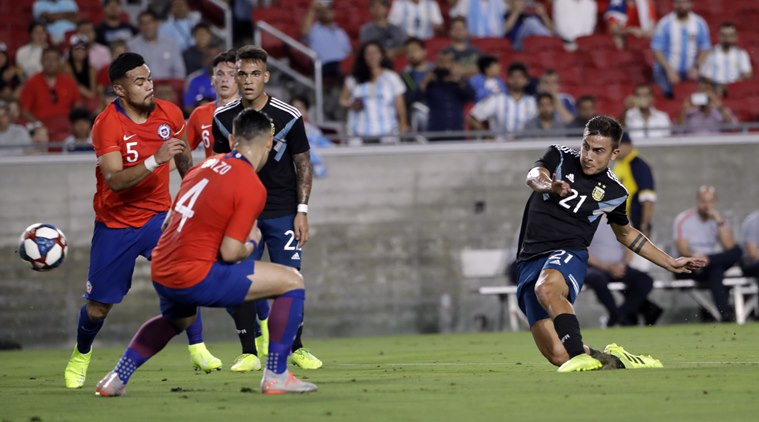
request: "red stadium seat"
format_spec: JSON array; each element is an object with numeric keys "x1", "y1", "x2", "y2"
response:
[
  {"x1": 584, "y1": 67, "x2": 627, "y2": 84},
  {"x1": 424, "y1": 37, "x2": 452, "y2": 59},
  {"x1": 557, "y1": 67, "x2": 585, "y2": 85},
  {"x1": 673, "y1": 81, "x2": 699, "y2": 100},
  {"x1": 587, "y1": 50, "x2": 636, "y2": 69},
  {"x1": 725, "y1": 80, "x2": 759, "y2": 98},
  {"x1": 470, "y1": 37, "x2": 513, "y2": 56},
  {"x1": 522, "y1": 36, "x2": 565, "y2": 52},
  {"x1": 576, "y1": 34, "x2": 617, "y2": 52}
]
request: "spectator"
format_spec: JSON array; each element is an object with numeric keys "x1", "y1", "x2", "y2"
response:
[
  {"x1": 679, "y1": 80, "x2": 737, "y2": 135},
  {"x1": 612, "y1": 132, "x2": 656, "y2": 238},
  {"x1": 605, "y1": 0, "x2": 657, "y2": 50},
  {"x1": 740, "y1": 210, "x2": 759, "y2": 279},
  {"x1": 0, "y1": 100, "x2": 33, "y2": 156},
  {"x1": 154, "y1": 80, "x2": 180, "y2": 106},
  {"x1": 33, "y1": 0, "x2": 79, "y2": 44},
  {"x1": 75, "y1": 20, "x2": 112, "y2": 71},
  {"x1": 585, "y1": 216, "x2": 658, "y2": 327},
  {"x1": 566, "y1": 95, "x2": 597, "y2": 132},
  {"x1": 128, "y1": 10, "x2": 186, "y2": 80},
  {"x1": 27, "y1": 121, "x2": 50, "y2": 153},
  {"x1": 229, "y1": 0, "x2": 255, "y2": 46},
  {"x1": 448, "y1": 0, "x2": 507, "y2": 38},
  {"x1": 339, "y1": 41, "x2": 408, "y2": 144},
  {"x1": 19, "y1": 48, "x2": 81, "y2": 143},
  {"x1": 700, "y1": 22, "x2": 753, "y2": 87},
  {"x1": 503, "y1": 0, "x2": 555, "y2": 51},
  {"x1": 183, "y1": 23, "x2": 216, "y2": 75},
  {"x1": 300, "y1": 0, "x2": 352, "y2": 79},
  {"x1": 6, "y1": 98, "x2": 21, "y2": 124},
  {"x1": 468, "y1": 62, "x2": 537, "y2": 137},
  {"x1": 16, "y1": 22, "x2": 49, "y2": 78},
  {"x1": 651, "y1": 0, "x2": 710, "y2": 98},
  {"x1": 360, "y1": 0, "x2": 407, "y2": 59},
  {"x1": 0, "y1": 44, "x2": 23, "y2": 100},
  {"x1": 420, "y1": 50, "x2": 474, "y2": 136},
  {"x1": 291, "y1": 95, "x2": 332, "y2": 178},
  {"x1": 523, "y1": 92, "x2": 565, "y2": 136},
  {"x1": 388, "y1": 0, "x2": 444, "y2": 40},
  {"x1": 400, "y1": 38, "x2": 434, "y2": 132},
  {"x1": 96, "y1": 0, "x2": 137, "y2": 46},
  {"x1": 553, "y1": 0, "x2": 597, "y2": 44},
  {"x1": 674, "y1": 185, "x2": 743, "y2": 321},
  {"x1": 469, "y1": 55, "x2": 507, "y2": 102},
  {"x1": 621, "y1": 83, "x2": 672, "y2": 138},
  {"x1": 62, "y1": 107, "x2": 93, "y2": 153},
  {"x1": 160, "y1": 0, "x2": 201, "y2": 52},
  {"x1": 536, "y1": 69, "x2": 575, "y2": 123},
  {"x1": 183, "y1": 43, "x2": 223, "y2": 115},
  {"x1": 95, "y1": 40, "x2": 128, "y2": 100},
  {"x1": 441, "y1": 17, "x2": 481, "y2": 77},
  {"x1": 63, "y1": 35, "x2": 99, "y2": 109}
]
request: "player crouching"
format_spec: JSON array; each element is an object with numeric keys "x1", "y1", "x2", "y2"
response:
[{"x1": 96, "y1": 109, "x2": 317, "y2": 396}]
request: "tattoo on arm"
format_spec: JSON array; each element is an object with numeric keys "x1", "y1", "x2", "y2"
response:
[
  {"x1": 292, "y1": 151, "x2": 313, "y2": 205},
  {"x1": 627, "y1": 234, "x2": 648, "y2": 254},
  {"x1": 174, "y1": 147, "x2": 193, "y2": 179}
]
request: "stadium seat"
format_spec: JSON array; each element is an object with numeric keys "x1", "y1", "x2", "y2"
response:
[
  {"x1": 587, "y1": 50, "x2": 636, "y2": 69},
  {"x1": 521, "y1": 36, "x2": 565, "y2": 52},
  {"x1": 424, "y1": 37, "x2": 451, "y2": 59},
  {"x1": 583, "y1": 67, "x2": 627, "y2": 84},
  {"x1": 557, "y1": 67, "x2": 585, "y2": 85},
  {"x1": 624, "y1": 36, "x2": 651, "y2": 52},
  {"x1": 673, "y1": 81, "x2": 699, "y2": 100},
  {"x1": 470, "y1": 37, "x2": 513, "y2": 56},
  {"x1": 576, "y1": 34, "x2": 616, "y2": 52},
  {"x1": 725, "y1": 80, "x2": 759, "y2": 98}
]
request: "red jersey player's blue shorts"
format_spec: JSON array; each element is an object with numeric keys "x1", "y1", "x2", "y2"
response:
[
  {"x1": 152, "y1": 255, "x2": 256, "y2": 319},
  {"x1": 515, "y1": 249, "x2": 589, "y2": 326},
  {"x1": 252, "y1": 214, "x2": 302, "y2": 269},
  {"x1": 84, "y1": 212, "x2": 167, "y2": 304}
]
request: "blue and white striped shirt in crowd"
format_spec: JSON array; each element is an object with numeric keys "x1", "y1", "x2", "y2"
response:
[
  {"x1": 651, "y1": 12, "x2": 711, "y2": 73},
  {"x1": 450, "y1": 0, "x2": 507, "y2": 37},
  {"x1": 345, "y1": 70, "x2": 407, "y2": 137},
  {"x1": 699, "y1": 46, "x2": 753, "y2": 85},
  {"x1": 388, "y1": 0, "x2": 443, "y2": 40},
  {"x1": 470, "y1": 92, "x2": 538, "y2": 134}
]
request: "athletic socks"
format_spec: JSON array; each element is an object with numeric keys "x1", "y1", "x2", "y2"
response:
[
  {"x1": 76, "y1": 304, "x2": 104, "y2": 354},
  {"x1": 113, "y1": 315, "x2": 180, "y2": 385},
  {"x1": 553, "y1": 313, "x2": 585, "y2": 358},
  {"x1": 255, "y1": 300, "x2": 270, "y2": 337},
  {"x1": 185, "y1": 308, "x2": 203, "y2": 345},
  {"x1": 228, "y1": 301, "x2": 259, "y2": 355},
  {"x1": 291, "y1": 324, "x2": 304, "y2": 352},
  {"x1": 266, "y1": 289, "x2": 305, "y2": 374}
]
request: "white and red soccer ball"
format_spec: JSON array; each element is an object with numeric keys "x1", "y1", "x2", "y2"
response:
[{"x1": 18, "y1": 223, "x2": 68, "y2": 271}]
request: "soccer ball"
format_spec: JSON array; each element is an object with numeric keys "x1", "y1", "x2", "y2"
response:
[{"x1": 18, "y1": 223, "x2": 69, "y2": 271}]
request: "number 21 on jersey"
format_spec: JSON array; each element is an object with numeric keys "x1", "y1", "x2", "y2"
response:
[{"x1": 558, "y1": 189, "x2": 587, "y2": 213}]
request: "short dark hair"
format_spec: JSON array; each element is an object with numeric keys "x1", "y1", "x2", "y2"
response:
[
  {"x1": 720, "y1": 21, "x2": 737, "y2": 31},
  {"x1": 450, "y1": 16, "x2": 467, "y2": 27},
  {"x1": 213, "y1": 49, "x2": 237, "y2": 68},
  {"x1": 192, "y1": 22, "x2": 211, "y2": 35},
  {"x1": 291, "y1": 95, "x2": 310, "y2": 109},
  {"x1": 536, "y1": 92, "x2": 554, "y2": 103},
  {"x1": 577, "y1": 95, "x2": 597, "y2": 106},
  {"x1": 403, "y1": 37, "x2": 425, "y2": 49},
  {"x1": 507, "y1": 62, "x2": 529, "y2": 77},
  {"x1": 28, "y1": 21, "x2": 45, "y2": 35},
  {"x1": 584, "y1": 115, "x2": 623, "y2": 148},
  {"x1": 634, "y1": 83, "x2": 652, "y2": 94},
  {"x1": 77, "y1": 19, "x2": 94, "y2": 29},
  {"x1": 237, "y1": 45, "x2": 268, "y2": 64},
  {"x1": 69, "y1": 107, "x2": 93, "y2": 124},
  {"x1": 233, "y1": 109, "x2": 274, "y2": 142},
  {"x1": 109, "y1": 52, "x2": 145, "y2": 83},
  {"x1": 477, "y1": 55, "x2": 499, "y2": 74},
  {"x1": 138, "y1": 9, "x2": 158, "y2": 22},
  {"x1": 42, "y1": 47, "x2": 61, "y2": 57}
]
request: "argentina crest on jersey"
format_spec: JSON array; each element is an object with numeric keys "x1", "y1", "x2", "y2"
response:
[
  {"x1": 157, "y1": 123, "x2": 172, "y2": 140},
  {"x1": 592, "y1": 183, "x2": 606, "y2": 201}
]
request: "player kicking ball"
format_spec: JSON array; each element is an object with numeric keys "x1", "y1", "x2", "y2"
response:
[
  {"x1": 515, "y1": 116, "x2": 706, "y2": 372},
  {"x1": 96, "y1": 109, "x2": 317, "y2": 396}
]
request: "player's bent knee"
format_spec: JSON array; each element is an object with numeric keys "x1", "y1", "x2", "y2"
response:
[
  {"x1": 534, "y1": 282, "x2": 560, "y2": 306},
  {"x1": 86, "y1": 301, "x2": 112, "y2": 320},
  {"x1": 283, "y1": 267, "x2": 304, "y2": 291}
]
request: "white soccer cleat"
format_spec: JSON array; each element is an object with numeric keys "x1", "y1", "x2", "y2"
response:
[{"x1": 260, "y1": 369, "x2": 317, "y2": 394}]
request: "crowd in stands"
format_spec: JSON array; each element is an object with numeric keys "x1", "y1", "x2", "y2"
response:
[{"x1": 1, "y1": 0, "x2": 758, "y2": 155}]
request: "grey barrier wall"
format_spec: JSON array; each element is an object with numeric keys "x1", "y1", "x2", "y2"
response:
[{"x1": 1, "y1": 136, "x2": 758, "y2": 347}]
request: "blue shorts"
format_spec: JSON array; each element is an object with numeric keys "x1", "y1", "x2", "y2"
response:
[
  {"x1": 84, "y1": 212, "x2": 167, "y2": 304},
  {"x1": 253, "y1": 214, "x2": 302, "y2": 269},
  {"x1": 153, "y1": 255, "x2": 256, "y2": 319},
  {"x1": 516, "y1": 249, "x2": 589, "y2": 326}
]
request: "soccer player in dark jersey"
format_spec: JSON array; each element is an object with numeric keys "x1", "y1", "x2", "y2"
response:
[
  {"x1": 64, "y1": 53, "x2": 221, "y2": 390},
  {"x1": 94, "y1": 109, "x2": 317, "y2": 396},
  {"x1": 515, "y1": 115, "x2": 706, "y2": 372},
  {"x1": 212, "y1": 45, "x2": 321, "y2": 371}
]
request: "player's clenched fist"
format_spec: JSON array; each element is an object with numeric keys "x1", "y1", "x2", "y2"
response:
[
  {"x1": 550, "y1": 173, "x2": 571, "y2": 197},
  {"x1": 155, "y1": 138, "x2": 187, "y2": 164}
]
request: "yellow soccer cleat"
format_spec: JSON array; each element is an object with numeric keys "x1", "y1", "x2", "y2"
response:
[
  {"x1": 188, "y1": 343, "x2": 222, "y2": 373},
  {"x1": 230, "y1": 353, "x2": 262, "y2": 372},
  {"x1": 557, "y1": 353, "x2": 603, "y2": 373},
  {"x1": 64, "y1": 345, "x2": 92, "y2": 389},
  {"x1": 290, "y1": 348, "x2": 323, "y2": 369},
  {"x1": 255, "y1": 318, "x2": 269, "y2": 361},
  {"x1": 603, "y1": 343, "x2": 663, "y2": 369}
]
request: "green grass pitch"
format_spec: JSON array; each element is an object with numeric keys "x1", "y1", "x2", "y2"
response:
[{"x1": 2, "y1": 324, "x2": 758, "y2": 422}]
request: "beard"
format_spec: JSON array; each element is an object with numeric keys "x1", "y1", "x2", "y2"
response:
[{"x1": 130, "y1": 97, "x2": 156, "y2": 114}]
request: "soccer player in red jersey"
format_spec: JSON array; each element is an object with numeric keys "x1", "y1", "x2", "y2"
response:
[
  {"x1": 64, "y1": 53, "x2": 221, "y2": 390},
  {"x1": 95, "y1": 109, "x2": 317, "y2": 396},
  {"x1": 187, "y1": 50, "x2": 239, "y2": 157}
]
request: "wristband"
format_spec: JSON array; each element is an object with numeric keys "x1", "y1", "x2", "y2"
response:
[
  {"x1": 297, "y1": 204, "x2": 308, "y2": 214},
  {"x1": 247, "y1": 239, "x2": 258, "y2": 250},
  {"x1": 144, "y1": 155, "x2": 159, "y2": 172}
]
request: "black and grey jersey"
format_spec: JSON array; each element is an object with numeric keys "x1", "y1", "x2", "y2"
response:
[
  {"x1": 516, "y1": 144, "x2": 629, "y2": 262},
  {"x1": 212, "y1": 96, "x2": 310, "y2": 219}
]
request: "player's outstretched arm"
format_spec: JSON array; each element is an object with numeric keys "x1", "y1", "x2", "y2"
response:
[
  {"x1": 526, "y1": 166, "x2": 570, "y2": 196},
  {"x1": 611, "y1": 222, "x2": 707, "y2": 274},
  {"x1": 99, "y1": 138, "x2": 185, "y2": 192}
]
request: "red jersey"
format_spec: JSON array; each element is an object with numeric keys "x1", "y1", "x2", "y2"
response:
[
  {"x1": 186, "y1": 101, "x2": 216, "y2": 158},
  {"x1": 151, "y1": 152, "x2": 267, "y2": 288},
  {"x1": 19, "y1": 72, "x2": 81, "y2": 121},
  {"x1": 92, "y1": 99, "x2": 186, "y2": 228}
]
